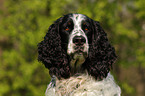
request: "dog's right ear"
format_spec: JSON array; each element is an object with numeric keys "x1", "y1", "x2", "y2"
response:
[
  {"x1": 37, "y1": 23, "x2": 60, "y2": 68},
  {"x1": 37, "y1": 18, "x2": 71, "y2": 79}
]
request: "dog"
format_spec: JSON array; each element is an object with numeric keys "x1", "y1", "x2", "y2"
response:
[{"x1": 38, "y1": 13, "x2": 121, "y2": 96}]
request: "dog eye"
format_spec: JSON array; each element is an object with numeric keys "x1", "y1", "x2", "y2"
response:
[
  {"x1": 82, "y1": 22, "x2": 89, "y2": 31},
  {"x1": 65, "y1": 27, "x2": 69, "y2": 31},
  {"x1": 84, "y1": 26, "x2": 89, "y2": 31},
  {"x1": 65, "y1": 28, "x2": 69, "y2": 31},
  {"x1": 85, "y1": 28, "x2": 88, "y2": 31}
]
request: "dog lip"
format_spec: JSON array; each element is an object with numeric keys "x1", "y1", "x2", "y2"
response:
[
  {"x1": 74, "y1": 45, "x2": 84, "y2": 49},
  {"x1": 74, "y1": 47, "x2": 84, "y2": 53}
]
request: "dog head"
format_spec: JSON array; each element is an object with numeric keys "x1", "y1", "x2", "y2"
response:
[{"x1": 38, "y1": 13, "x2": 117, "y2": 80}]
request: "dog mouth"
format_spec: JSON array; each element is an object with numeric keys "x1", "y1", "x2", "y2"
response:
[
  {"x1": 70, "y1": 45, "x2": 88, "y2": 59},
  {"x1": 74, "y1": 45, "x2": 85, "y2": 53},
  {"x1": 69, "y1": 45, "x2": 88, "y2": 73},
  {"x1": 69, "y1": 47, "x2": 87, "y2": 73}
]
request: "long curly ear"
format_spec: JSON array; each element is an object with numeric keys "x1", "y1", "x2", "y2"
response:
[
  {"x1": 85, "y1": 21, "x2": 117, "y2": 80},
  {"x1": 38, "y1": 18, "x2": 71, "y2": 79}
]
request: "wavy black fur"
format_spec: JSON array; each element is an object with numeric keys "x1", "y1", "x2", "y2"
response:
[
  {"x1": 82, "y1": 21, "x2": 117, "y2": 80},
  {"x1": 38, "y1": 17, "x2": 71, "y2": 79},
  {"x1": 38, "y1": 14, "x2": 117, "y2": 80}
]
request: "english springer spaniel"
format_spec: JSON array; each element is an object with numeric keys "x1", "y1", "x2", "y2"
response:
[{"x1": 38, "y1": 13, "x2": 121, "y2": 96}]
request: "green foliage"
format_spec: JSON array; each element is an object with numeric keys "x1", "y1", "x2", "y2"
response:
[
  {"x1": 122, "y1": 82, "x2": 135, "y2": 95},
  {"x1": 0, "y1": 0, "x2": 145, "y2": 96},
  {"x1": 0, "y1": 0, "x2": 50, "y2": 96}
]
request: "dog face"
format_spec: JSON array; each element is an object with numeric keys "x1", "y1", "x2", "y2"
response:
[
  {"x1": 38, "y1": 13, "x2": 117, "y2": 79},
  {"x1": 59, "y1": 14, "x2": 93, "y2": 69}
]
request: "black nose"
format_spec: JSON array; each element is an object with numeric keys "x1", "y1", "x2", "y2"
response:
[{"x1": 73, "y1": 36, "x2": 86, "y2": 45}]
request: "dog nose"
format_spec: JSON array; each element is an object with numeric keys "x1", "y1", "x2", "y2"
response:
[{"x1": 73, "y1": 36, "x2": 86, "y2": 45}]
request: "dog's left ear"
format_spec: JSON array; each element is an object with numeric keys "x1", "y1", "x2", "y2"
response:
[{"x1": 85, "y1": 20, "x2": 117, "y2": 80}]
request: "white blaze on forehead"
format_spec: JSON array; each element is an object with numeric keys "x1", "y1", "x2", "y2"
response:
[
  {"x1": 70, "y1": 14, "x2": 88, "y2": 39},
  {"x1": 71, "y1": 14, "x2": 85, "y2": 29}
]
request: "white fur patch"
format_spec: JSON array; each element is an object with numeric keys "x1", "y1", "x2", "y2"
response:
[
  {"x1": 67, "y1": 14, "x2": 89, "y2": 69},
  {"x1": 67, "y1": 14, "x2": 89, "y2": 55},
  {"x1": 45, "y1": 73, "x2": 121, "y2": 96}
]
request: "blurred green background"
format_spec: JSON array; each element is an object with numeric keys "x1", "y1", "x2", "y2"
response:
[{"x1": 0, "y1": 0, "x2": 145, "y2": 96}]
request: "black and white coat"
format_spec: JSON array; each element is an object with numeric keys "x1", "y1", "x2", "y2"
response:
[{"x1": 38, "y1": 14, "x2": 121, "y2": 96}]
